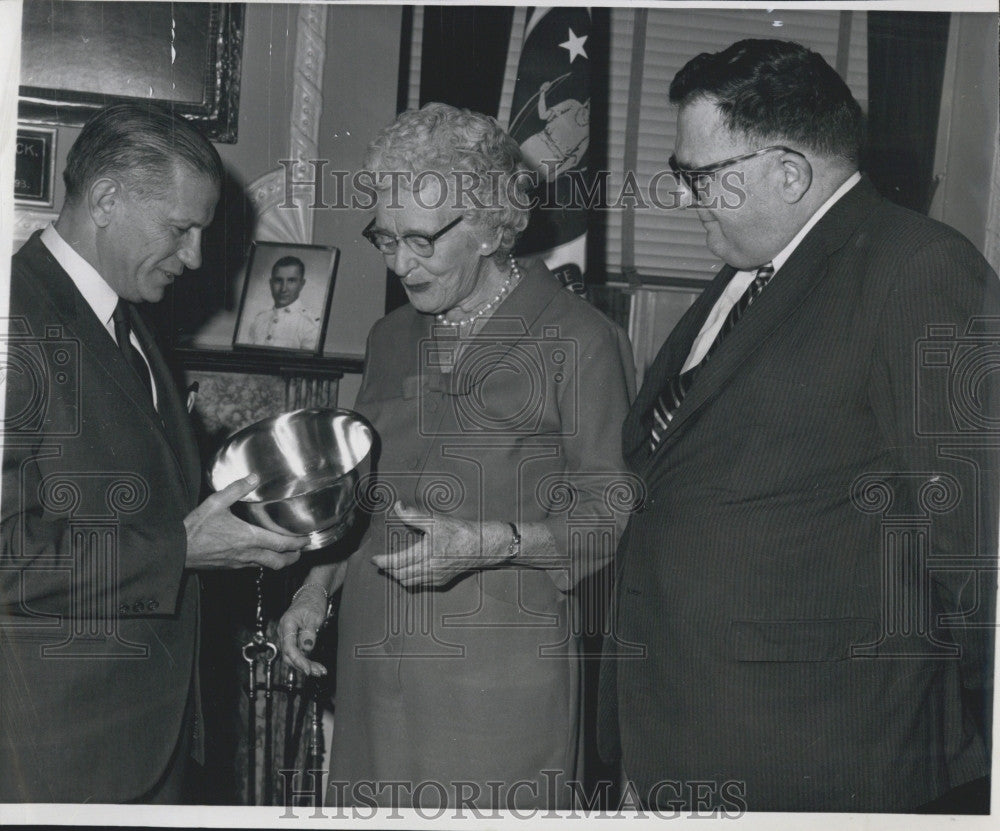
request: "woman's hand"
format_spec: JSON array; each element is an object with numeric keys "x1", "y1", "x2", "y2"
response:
[
  {"x1": 277, "y1": 583, "x2": 329, "y2": 677},
  {"x1": 370, "y1": 501, "x2": 509, "y2": 588}
]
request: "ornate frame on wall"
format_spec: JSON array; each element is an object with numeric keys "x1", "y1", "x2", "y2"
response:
[
  {"x1": 18, "y1": 2, "x2": 243, "y2": 143},
  {"x1": 12, "y1": 1, "x2": 248, "y2": 244}
]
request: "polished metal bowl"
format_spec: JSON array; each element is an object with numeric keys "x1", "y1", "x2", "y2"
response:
[{"x1": 208, "y1": 407, "x2": 375, "y2": 550}]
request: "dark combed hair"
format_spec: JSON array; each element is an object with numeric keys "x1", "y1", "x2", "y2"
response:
[
  {"x1": 669, "y1": 39, "x2": 865, "y2": 165},
  {"x1": 63, "y1": 103, "x2": 223, "y2": 201},
  {"x1": 272, "y1": 255, "x2": 305, "y2": 276}
]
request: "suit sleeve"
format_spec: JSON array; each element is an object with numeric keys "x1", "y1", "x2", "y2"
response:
[
  {"x1": 1, "y1": 312, "x2": 188, "y2": 620},
  {"x1": 1, "y1": 444, "x2": 189, "y2": 620},
  {"x1": 869, "y1": 232, "x2": 999, "y2": 697},
  {"x1": 541, "y1": 319, "x2": 637, "y2": 589}
]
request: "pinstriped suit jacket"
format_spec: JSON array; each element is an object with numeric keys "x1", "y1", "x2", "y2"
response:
[{"x1": 599, "y1": 177, "x2": 998, "y2": 811}]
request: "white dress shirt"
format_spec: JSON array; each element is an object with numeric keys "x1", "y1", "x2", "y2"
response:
[
  {"x1": 681, "y1": 172, "x2": 862, "y2": 373},
  {"x1": 247, "y1": 298, "x2": 321, "y2": 350},
  {"x1": 40, "y1": 224, "x2": 158, "y2": 408}
]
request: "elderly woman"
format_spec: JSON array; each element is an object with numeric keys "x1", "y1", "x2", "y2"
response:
[{"x1": 279, "y1": 103, "x2": 634, "y2": 810}]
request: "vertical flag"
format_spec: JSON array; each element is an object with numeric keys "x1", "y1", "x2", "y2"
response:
[{"x1": 506, "y1": 8, "x2": 592, "y2": 294}]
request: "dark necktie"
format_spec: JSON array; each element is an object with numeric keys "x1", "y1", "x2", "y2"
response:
[
  {"x1": 113, "y1": 299, "x2": 154, "y2": 401},
  {"x1": 649, "y1": 262, "x2": 775, "y2": 451}
]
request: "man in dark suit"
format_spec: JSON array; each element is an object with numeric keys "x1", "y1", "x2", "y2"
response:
[
  {"x1": 600, "y1": 39, "x2": 998, "y2": 813},
  {"x1": 1, "y1": 104, "x2": 309, "y2": 803}
]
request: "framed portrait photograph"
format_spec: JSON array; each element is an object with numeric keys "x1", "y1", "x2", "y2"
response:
[
  {"x1": 233, "y1": 242, "x2": 339, "y2": 356},
  {"x1": 18, "y1": 1, "x2": 243, "y2": 142}
]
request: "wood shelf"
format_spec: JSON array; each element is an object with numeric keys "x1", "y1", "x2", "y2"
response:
[{"x1": 170, "y1": 346, "x2": 364, "y2": 378}]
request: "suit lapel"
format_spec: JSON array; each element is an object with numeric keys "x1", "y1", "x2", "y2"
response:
[
  {"x1": 22, "y1": 236, "x2": 156, "y2": 412},
  {"x1": 131, "y1": 308, "x2": 202, "y2": 505},
  {"x1": 644, "y1": 177, "x2": 883, "y2": 472},
  {"x1": 18, "y1": 234, "x2": 199, "y2": 504}
]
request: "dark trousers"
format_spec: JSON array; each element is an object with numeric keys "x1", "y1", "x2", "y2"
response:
[{"x1": 134, "y1": 695, "x2": 194, "y2": 804}]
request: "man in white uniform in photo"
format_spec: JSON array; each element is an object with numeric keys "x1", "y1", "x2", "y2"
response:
[{"x1": 247, "y1": 255, "x2": 321, "y2": 349}]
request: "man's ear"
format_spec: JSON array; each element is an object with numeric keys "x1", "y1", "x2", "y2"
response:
[
  {"x1": 88, "y1": 178, "x2": 121, "y2": 228},
  {"x1": 778, "y1": 151, "x2": 812, "y2": 204}
]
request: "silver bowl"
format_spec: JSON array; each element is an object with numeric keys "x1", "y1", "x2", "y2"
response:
[{"x1": 208, "y1": 407, "x2": 375, "y2": 550}]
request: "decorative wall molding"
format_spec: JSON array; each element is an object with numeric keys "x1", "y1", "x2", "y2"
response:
[
  {"x1": 246, "y1": 170, "x2": 302, "y2": 243},
  {"x1": 247, "y1": 4, "x2": 327, "y2": 246},
  {"x1": 12, "y1": 207, "x2": 59, "y2": 245}
]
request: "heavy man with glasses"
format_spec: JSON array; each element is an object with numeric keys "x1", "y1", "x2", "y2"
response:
[{"x1": 598, "y1": 38, "x2": 998, "y2": 813}]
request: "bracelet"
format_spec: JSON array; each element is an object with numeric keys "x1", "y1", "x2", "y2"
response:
[
  {"x1": 506, "y1": 522, "x2": 521, "y2": 561},
  {"x1": 292, "y1": 583, "x2": 329, "y2": 605}
]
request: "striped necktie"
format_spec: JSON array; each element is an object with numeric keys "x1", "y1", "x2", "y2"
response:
[
  {"x1": 113, "y1": 299, "x2": 154, "y2": 401},
  {"x1": 649, "y1": 262, "x2": 775, "y2": 451}
]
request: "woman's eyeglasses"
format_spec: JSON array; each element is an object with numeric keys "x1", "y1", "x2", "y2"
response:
[
  {"x1": 362, "y1": 216, "x2": 463, "y2": 257},
  {"x1": 669, "y1": 145, "x2": 795, "y2": 202}
]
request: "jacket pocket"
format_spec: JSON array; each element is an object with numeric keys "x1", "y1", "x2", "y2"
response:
[{"x1": 730, "y1": 617, "x2": 878, "y2": 662}]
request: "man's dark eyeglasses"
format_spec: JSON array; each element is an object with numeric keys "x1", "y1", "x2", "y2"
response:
[
  {"x1": 362, "y1": 215, "x2": 463, "y2": 257},
  {"x1": 669, "y1": 145, "x2": 796, "y2": 201}
]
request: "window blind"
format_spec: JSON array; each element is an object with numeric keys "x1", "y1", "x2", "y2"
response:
[{"x1": 606, "y1": 9, "x2": 868, "y2": 284}]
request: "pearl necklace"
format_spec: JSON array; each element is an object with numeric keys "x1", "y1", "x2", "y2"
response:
[{"x1": 435, "y1": 256, "x2": 522, "y2": 328}]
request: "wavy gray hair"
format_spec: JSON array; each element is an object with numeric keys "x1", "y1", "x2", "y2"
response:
[{"x1": 363, "y1": 103, "x2": 532, "y2": 256}]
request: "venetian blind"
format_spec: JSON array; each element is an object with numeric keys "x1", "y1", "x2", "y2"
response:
[{"x1": 606, "y1": 8, "x2": 869, "y2": 284}]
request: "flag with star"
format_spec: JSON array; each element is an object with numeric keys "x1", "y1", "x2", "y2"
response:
[{"x1": 507, "y1": 7, "x2": 593, "y2": 293}]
